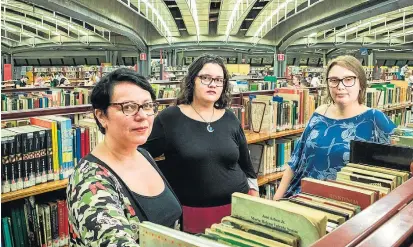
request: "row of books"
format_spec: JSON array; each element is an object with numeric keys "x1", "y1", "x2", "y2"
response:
[
  {"x1": 1, "y1": 197, "x2": 69, "y2": 247},
  {"x1": 243, "y1": 88, "x2": 317, "y2": 133},
  {"x1": 392, "y1": 126, "x2": 413, "y2": 147},
  {"x1": 366, "y1": 80, "x2": 412, "y2": 109},
  {"x1": 1, "y1": 116, "x2": 102, "y2": 193},
  {"x1": 249, "y1": 135, "x2": 300, "y2": 176},
  {"x1": 259, "y1": 180, "x2": 281, "y2": 200},
  {"x1": 1, "y1": 88, "x2": 91, "y2": 112},
  {"x1": 151, "y1": 84, "x2": 180, "y2": 99}
]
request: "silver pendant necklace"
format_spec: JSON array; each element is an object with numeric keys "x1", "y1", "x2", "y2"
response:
[{"x1": 190, "y1": 104, "x2": 215, "y2": 133}]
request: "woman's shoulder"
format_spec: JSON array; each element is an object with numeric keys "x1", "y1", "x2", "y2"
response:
[
  {"x1": 68, "y1": 156, "x2": 116, "y2": 193},
  {"x1": 314, "y1": 104, "x2": 330, "y2": 115}
]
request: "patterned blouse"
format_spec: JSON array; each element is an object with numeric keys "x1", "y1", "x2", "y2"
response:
[
  {"x1": 286, "y1": 108, "x2": 396, "y2": 197},
  {"x1": 67, "y1": 149, "x2": 181, "y2": 246}
]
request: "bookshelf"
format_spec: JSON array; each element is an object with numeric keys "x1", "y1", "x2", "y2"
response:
[
  {"x1": 2, "y1": 179, "x2": 69, "y2": 203},
  {"x1": 258, "y1": 171, "x2": 284, "y2": 186},
  {"x1": 245, "y1": 128, "x2": 304, "y2": 144},
  {"x1": 2, "y1": 87, "x2": 51, "y2": 93},
  {"x1": 1, "y1": 104, "x2": 93, "y2": 120}
]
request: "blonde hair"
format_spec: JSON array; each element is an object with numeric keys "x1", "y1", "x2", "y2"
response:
[{"x1": 325, "y1": 55, "x2": 367, "y2": 104}]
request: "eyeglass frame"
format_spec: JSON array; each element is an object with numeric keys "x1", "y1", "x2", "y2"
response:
[
  {"x1": 109, "y1": 101, "x2": 159, "y2": 116},
  {"x1": 327, "y1": 76, "x2": 357, "y2": 88},
  {"x1": 196, "y1": 74, "x2": 225, "y2": 87}
]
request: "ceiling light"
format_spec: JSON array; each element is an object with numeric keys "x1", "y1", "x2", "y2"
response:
[{"x1": 253, "y1": 0, "x2": 293, "y2": 40}]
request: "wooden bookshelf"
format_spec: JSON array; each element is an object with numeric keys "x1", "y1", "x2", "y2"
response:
[
  {"x1": 258, "y1": 171, "x2": 284, "y2": 186},
  {"x1": 380, "y1": 103, "x2": 413, "y2": 112},
  {"x1": 2, "y1": 179, "x2": 68, "y2": 203},
  {"x1": 2, "y1": 87, "x2": 51, "y2": 93},
  {"x1": 245, "y1": 128, "x2": 304, "y2": 144},
  {"x1": 1, "y1": 104, "x2": 93, "y2": 120}
]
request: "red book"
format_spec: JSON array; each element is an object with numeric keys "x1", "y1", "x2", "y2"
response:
[
  {"x1": 57, "y1": 200, "x2": 65, "y2": 245},
  {"x1": 301, "y1": 178, "x2": 375, "y2": 210},
  {"x1": 85, "y1": 128, "x2": 90, "y2": 154},
  {"x1": 63, "y1": 200, "x2": 69, "y2": 245},
  {"x1": 311, "y1": 178, "x2": 413, "y2": 247},
  {"x1": 327, "y1": 179, "x2": 380, "y2": 202},
  {"x1": 80, "y1": 128, "x2": 86, "y2": 158}
]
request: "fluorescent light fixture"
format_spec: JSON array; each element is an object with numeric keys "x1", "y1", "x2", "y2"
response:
[
  {"x1": 392, "y1": 30, "x2": 413, "y2": 38},
  {"x1": 78, "y1": 29, "x2": 88, "y2": 35},
  {"x1": 225, "y1": 0, "x2": 244, "y2": 42},
  {"x1": 137, "y1": 0, "x2": 172, "y2": 43},
  {"x1": 186, "y1": 0, "x2": 200, "y2": 42},
  {"x1": 253, "y1": 0, "x2": 293, "y2": 40},
  {"x1": 308, "y1": 32, "x2": 317, "y2": 37}
]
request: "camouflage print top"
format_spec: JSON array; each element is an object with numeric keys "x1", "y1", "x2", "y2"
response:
[{"x1": 67, "y1": 155, "x2": 142, "y2": 246}]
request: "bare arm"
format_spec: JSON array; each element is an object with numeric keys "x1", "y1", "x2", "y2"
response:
[{"x1": 273, "y1": 165, "x2": 294, "y2": 200}]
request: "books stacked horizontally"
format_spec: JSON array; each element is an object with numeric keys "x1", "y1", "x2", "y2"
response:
[
  {"x1": 1, "y1": 116, "x2": 103, "y2": 193},
  {"x1": 249, "y1": 135, "x2": 300, "y2": 176},
  {"x1": 293, "y1": 161, "x2": 410, "y2": 233},
  {"x1": 2, "y1": 196, "x2": 69, "y2": 247},
  {"x1": 1, "y1": 88, "x2": 91, "y2": 112}
]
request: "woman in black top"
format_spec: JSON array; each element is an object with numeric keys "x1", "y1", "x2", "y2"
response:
[
  {"x1": 142, "y1": 54, "x2": 258, "y2": 234},
  {"x1": 67, "y1": 68, "x2": 181, "y2": 246}
]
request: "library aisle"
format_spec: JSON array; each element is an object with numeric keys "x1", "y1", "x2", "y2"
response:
[{"x1": 1, "y1": 0, "x2": 413, "y2": 247}]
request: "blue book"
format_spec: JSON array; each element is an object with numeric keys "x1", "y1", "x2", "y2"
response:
[
  {"x1": 76, "y1": 127, "x2": 81, "y2": 162},
  {"x1": 57, "y1": 130, "x2": 64, "y2": 180}
]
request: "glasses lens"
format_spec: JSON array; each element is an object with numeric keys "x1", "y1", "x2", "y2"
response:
[
  {"x1": 328, "y1": 78, "x2": 339, "y2": 87},
  {"x1": 122, "y1": 103, "x2": 139, "y2": 115},
  {"x1": 200, "y1": 75, "x2": 212, "y2": 84},
  {"x1": 142, "y1": 102, "x2": 158, "y2": 115},
  {"x1": 343, "y1": 77, "x2": 355, "y2": 86}
]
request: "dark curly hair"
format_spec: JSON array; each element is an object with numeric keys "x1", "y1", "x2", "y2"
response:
[
  {"x1": 91, "y1": 68, "x2": 156, "y2": 134},
  {"x1": 176, "y1": 54, "x2": 231, "y2": 109}
]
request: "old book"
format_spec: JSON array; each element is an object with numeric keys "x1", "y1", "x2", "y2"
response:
[
  {"x1": 291, "y1": 196, "x2": 355, "y2": 218},
  {"x1": 221, "y1": 216, "x2": 298, "y2": 247},
  {"x1": 231, "y1": 193, "x2": 327, "y2": 247},
  {"x1": 281, "y1": 199, "x2": 346, "y2": 226},
  {"x1": 211, "y1": 223, "x2": 292, "y2": 247},
  {"x1": 288, "y1": 198, "x2": 350, "y2": 222},
  {"x1": 335, "y1": 171, "x2": 391, "y2": 198},
  {"x1": 311, "y1": 178, "x2": 413, "y2": 247},
  {"x1": 301, "y1": 178, "x2": 376, "y2": 210},
  {"x1": 139, "y1": 221, "x2": 228, "y2": 247},
  {"x1": 340, "y1": 166, "x2": 397, "y2": 189},
  {"x1": 346, "y1": 163, "x2": 409, "y2": 186},
  {"x1": 297, "y1": 193, "x2": 361, "y2": 213},
  {"x1": 204, "y1": 228, "x2": 261, "y2": 247},
  {"x1": 333, "y1": 176, "x2": 390, "y2": 197}
]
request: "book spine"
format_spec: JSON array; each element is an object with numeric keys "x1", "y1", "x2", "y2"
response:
[
  {"x1": 2, "y1": 135, "x2": 11, "y2": 193},
  {"x1": 14, "y1": 133, "x2": 24, "y2": 190},
  {"x1": 44, "y1": 205, "x2": 53, "y2": 247},
  {"x1": 32, "y1": 130, "x2": 42, "y2": 185},
  {"x1": 48, "y1": 202, "x2": 59, "y2": 247},
  {"x1": 45, "y1": 129, "x2": 54, "y2": 182},
  {"x1": 57, "y1": 200, "x2": 65, "y2": 246}
]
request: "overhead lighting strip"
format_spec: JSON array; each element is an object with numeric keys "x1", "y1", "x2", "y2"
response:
[
  {"x1": 117, "y1": 0, "x2": 172, "y2": 44},
  {"x1": 186, "y1": 0, "x2": 200, "y2": 42},
  {"x1": 252, "y1": 0, "x2": 293, "y2": 44},
  {"x1": 224, "y1": 0, "x2": 255, "y2": 42}
]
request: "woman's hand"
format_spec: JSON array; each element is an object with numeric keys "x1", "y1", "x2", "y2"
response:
[{"x1": 248, "y1": 189, "x2": 259, "y2": 197}]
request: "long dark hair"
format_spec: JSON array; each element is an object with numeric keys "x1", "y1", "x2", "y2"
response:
[{"x1": 176, "y1": 54, "x2": 231, "y2": 109}]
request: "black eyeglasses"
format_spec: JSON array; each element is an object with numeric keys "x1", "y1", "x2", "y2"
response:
[
  {"x1": 196, "y1": 75, "x2": 225, "y2": 87},
  {"x1": 327, "y1": 76, "x2": 357, "y2": 88},
  {"x1": 109, "y1": 101, "x2": 159, "y2": 116}
]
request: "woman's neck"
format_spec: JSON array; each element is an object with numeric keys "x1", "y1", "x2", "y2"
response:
[
  {"x1": 335, "y1": 101, "x2": 363, "y2": 118},
  {"x1": 191, "y1": 98, "x2": 214, "y2": 113},
  {"x1": 102, "y1": 134, "x2": 138, "y2": 162}
]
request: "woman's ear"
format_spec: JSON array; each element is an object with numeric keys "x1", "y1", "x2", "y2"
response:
[{"x1": 95, "y1": 109, "x2": 108, "y2": 129}]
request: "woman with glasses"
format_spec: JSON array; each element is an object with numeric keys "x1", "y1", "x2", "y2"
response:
[
  {"x1": 67, "y1": 68, "x2": 182, "y2": 246},
  {"x1": 142, "y1": 54, "x2": 258, "y2": 234},
  {"x1": 273, "y1": 55, "x2": 396, "y2": 200}
]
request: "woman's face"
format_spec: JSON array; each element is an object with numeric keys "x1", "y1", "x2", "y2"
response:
[
  {"x1": 193, "y1": 63, "x2": 224, "y2": 105},
  {"x1": 100, "y1": 82, "x2": 155, "y2": 147},
  {"x1": 328, "y1": 65, "x2": 361, "y2": 106},
  {"x1": 293, "y1": 76, "x2": 300, "y2": 86}
]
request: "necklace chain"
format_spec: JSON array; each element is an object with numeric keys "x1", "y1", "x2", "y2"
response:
[{"x1": 190, "y1": 104, "x2": 214, "y2": 124}]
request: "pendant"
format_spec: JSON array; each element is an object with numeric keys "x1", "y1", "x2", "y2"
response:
[{"x1": 207, "y1": 124, "x2": 214, "y2": 133}]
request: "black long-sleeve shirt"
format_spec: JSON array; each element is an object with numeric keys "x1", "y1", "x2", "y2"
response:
[{"x1": 142, "y1": 106, "x2": 257, "y2": 207}]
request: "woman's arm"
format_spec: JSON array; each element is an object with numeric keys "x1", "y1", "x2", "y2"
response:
[
  {"x1": 236, "y1": 124, "x2": 259, "y2": 194},
  {"x1": 273, "y1": 165, "x2": 294, "y2": 200},
  {"x1": 141, "y1": 115, "x2": 167, "y2": 158},
  {"x1": 68, "y1": 166, "x2": 140, "y2": 246}
]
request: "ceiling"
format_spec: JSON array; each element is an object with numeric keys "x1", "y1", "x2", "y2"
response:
[{"x1": 1, "y1": 0, "x2": 413, "y2": 54}]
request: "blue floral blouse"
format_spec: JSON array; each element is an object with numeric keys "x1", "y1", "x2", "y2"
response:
[{"x1": 285, "y1": 108, "x2": 396, "y2": 197}]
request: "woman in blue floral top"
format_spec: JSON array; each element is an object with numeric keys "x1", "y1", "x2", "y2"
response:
[{"x1": 273, "y1": 55, "x2": 396, "y2": 199}]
